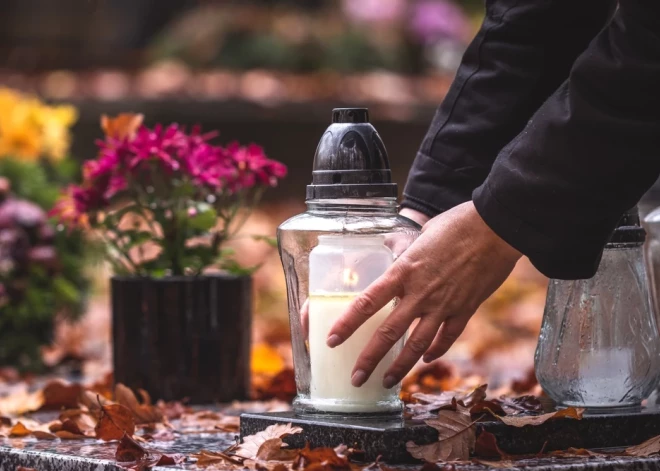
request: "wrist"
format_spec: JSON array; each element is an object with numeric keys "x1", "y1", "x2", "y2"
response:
[
  {"x1": 400, "y1": 207, "x2": 431, "y2": 227},
  {"x1": 467, "y1": 201, "x2": 521, "y2": 263}
]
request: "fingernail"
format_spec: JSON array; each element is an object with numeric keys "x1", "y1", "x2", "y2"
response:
[
  {"x1": 351, "y1": 370, "x2": 367, "y2": 387},
  {"x1": 423, "y1": 355, "x2": 433, "y2": 363},
  {"x1": 383, "y1": 375, "x2": 397, "y2": 389},
  {"x1": 327, "y1": 334, "x2": 342, "y2": 348}
]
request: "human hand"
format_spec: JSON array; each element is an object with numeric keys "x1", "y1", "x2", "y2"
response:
[
  {"x1": 399, "y1": 208, "x2": 431, "y2": 227},
  {"x1": 326, "y1": 201, "x2": 522, "y2": 389}
]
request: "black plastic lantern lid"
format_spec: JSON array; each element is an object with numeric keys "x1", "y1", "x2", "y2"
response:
[
  {"x1": 306, "y1": 108, "x2": 398, "y2": 200},
  {"x1": 606, "y1": 206, "x2": 646, "y2": 247}
]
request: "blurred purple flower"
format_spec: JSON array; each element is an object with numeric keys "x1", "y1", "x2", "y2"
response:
[
  {"x1": 342, "y1": 0, "x2": 406, "y2": 23},
  {"x1": 410, "y1": 0, "x2": 470, "y2": 43}
]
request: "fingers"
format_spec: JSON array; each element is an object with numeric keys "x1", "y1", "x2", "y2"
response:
[
  {"x1": 423, "y1": 316, "x2": 469, "y2": 363},
  {"x1": 382, "y1": 315, "x2": 441, "y2": 389},
  {"x1": 327, "y1": 262, "x2": 405, "y2": 348},
  {"x1": 350, "y1": 298, "x2": 417, "y2": 387}
]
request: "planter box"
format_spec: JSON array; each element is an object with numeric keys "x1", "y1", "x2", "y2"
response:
[{"x1": 111, "y1": 274, "x2": 252, "y2": 403}]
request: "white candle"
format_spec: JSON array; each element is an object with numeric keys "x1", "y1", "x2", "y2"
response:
[{"x1": 308, "y1": 293, "x2": 398, "y2": 413}]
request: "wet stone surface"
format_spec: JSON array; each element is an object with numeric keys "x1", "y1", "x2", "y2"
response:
[{"x1": 3, "y1": 408, "x2": 660, "y2": 470}]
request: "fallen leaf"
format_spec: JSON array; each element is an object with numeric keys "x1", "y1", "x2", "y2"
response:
[
  {"x1": 237, "y1": 423, "x2": 303, "y2": 459},
  {"x1": 254, "y1": 368, "x2": 297, "y2": 402},
  {"x1": 0, "y1": 387, "x2": 44, "y2": 416},
  {"x1": 494, "y1": 396, "x2": 543, "y2": 416},
  {"x1": 216, "y1": 415, "x2": 241, "y2": 433},
  {"x1": 55, "y1": 430, "x2": 88, "y2": 439},
  {"x1": 293, "y1": 444, "x2": 351, "y2": 470},
  {"x1": 15, "y1": 467, "x2": 38, "y2": 471},
  {"x1": 40, "y1": 380, "x2": 83, "y2": 410},
  {"x1": 495, "y1": 407, "x2": 584, "y2": 428},
  {"x1": 256, "y1": 438, "x2": 298, "y2": 461},
  {"x1": 59, "y1": 410, "x2": 96, "y2": 435},
  {"x1": 154, "y1": 453, "x2": 186, "y2": 465},
  {"x1": 156, "y1": 400, "x2": 189, "y2": 420},
  {"x1": 192, "y1": 450, "x2": 244, "y2": 468},
  {"x1": 408, "y1": 385, "x2": 487, "y2": 419},
  {"x1": 96, "y1": 403, "x2": 136, "y2": 441},
  {"x1": 406, "y1": 402, "x2": 476, "y2": 461},
  {"x1": 626, "y1": 435, "x2": 660, "y2": 457},
  {"x1": 115, "y1": 433, "x2": 148, "y2": 462},
  {"x1": 48, "y1": 422, "x2": 63, "y2": 433},
  {"x1": 0, "y1": 416, "x2": 11, "y2": 426},
  {"x1": 115, "y1": 384, "x2": 163, "y2": 424},
  {"x1": 474, "y1": 431, "x2": 505, "y2": 458},
  {"x1": 143, "y1": 429, "x2": 176, "y2": 441},
  {"x1": 473, "y1": 459, "x2": 517, "y2": 468},
  {"x1": 9, "y1": 422, "x2": 32, "y2": 437},
  {"x1": 32, "y1": 430, "x2": 58, "y2": 440},
  {"x1": 470, "y1": 401, "x2": 505, "y2": 416},
  {"x1": 551, "y1": 448, "x2": 608, "y2": 458}
]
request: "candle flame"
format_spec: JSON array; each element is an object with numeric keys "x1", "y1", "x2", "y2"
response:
[{"x1": 342, "y1": 268, "x2": 359, "y2": 288}]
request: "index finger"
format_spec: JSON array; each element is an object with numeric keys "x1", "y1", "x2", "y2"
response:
[{"x1": 326, "y1": 263, "x2": 405, "y2": 348}]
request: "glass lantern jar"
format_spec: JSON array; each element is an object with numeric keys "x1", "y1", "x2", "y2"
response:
[
  {"x1": 535, "y1": 207, "x2": 660, "y2": 411},
  {"x1": 277, "y1": 108, "x2": 420, "y2": 416}
]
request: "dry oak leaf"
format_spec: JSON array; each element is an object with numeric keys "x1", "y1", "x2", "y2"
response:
[
  {"x1": 15, "y1": 467, "x2": 38, "y2": 471},
  {"x1": 40, "y1": 380, "x2": 83, "y2": 410},
  {"x1": 31, "y1": 431, "x2": 58, "y2": 440},
  {"x1": 406, "y1": 402, "x2": 476, "y2": 462},
  {"x1": 495, "y1": 407, "x2": 584, "y2": 428},
  {"x1": 54, "y1": 430, "x2": 88, "y2": 440},
  {"x1": 626, "y1": 435, "x2": 660, "y2": 457},
  {"x1": 115, "y1": 433, "x2": 148, "y2": 462},
  {"x1": 9, "y1": 422, "x2": 33, "y2": 437},
  {"x1": 192, "y1": 449, "x2": 244, "y2": 468},
  {"x1": 115, "y1": 384, "x2": 164, "y2": 424},
  {"x1": 153, "y1": 454, "x2": 186, "y2": 465},
  {"x1": 293, "y1": 444, "x2": 351, "y2": 471},
  {"x1": 0, "y1": 387, "x2": 44, "y2": 416},
  {"x1": 59, "y1": 410, "x2": 97, "y2": 436},
  {"x1": 550, "y1": 448, "x2": 609, "y2": 458},
  {"x1": 236, "y1": 423, "x2": 303, "y2": 459},
  {"x1": 474, "y1": 431, "x2": 505, "y2": 458},
  {"x1": 96, "y1": 403, "x2": 136, "y2": 441},
  {"x1": 257, "y1": 438, "x2": 299, "y2": 461},
  {"x1": 408, "y1": 385, "x2": 487, "y2": 419}
]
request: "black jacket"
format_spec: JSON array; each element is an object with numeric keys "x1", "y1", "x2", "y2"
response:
[{"x1": 401, "y1": 0, "x2": 660, "y2": 279}]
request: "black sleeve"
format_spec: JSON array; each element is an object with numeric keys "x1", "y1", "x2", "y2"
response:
[
  {"x1": 473, "y1": 0, "x2": 660, "y2": 280},
  {"x1": 401, "y1": 0, "x2": 614, "y2": 217}
]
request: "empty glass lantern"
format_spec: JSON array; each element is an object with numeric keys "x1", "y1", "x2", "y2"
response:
[
  {"x1": 277, "y1": 108, "x2": 420, "y2": 416},
  {"x1": 535, "y1": 207, "x2": 660, "y2": 411}
]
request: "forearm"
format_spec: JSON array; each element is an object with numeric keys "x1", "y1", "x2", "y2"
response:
[
  {"x1": 473, "y1": 0, "x2": 660, "y2": 279},
  {"x1": 402, "y1": 0, "x2": 614, "y2": 218}
]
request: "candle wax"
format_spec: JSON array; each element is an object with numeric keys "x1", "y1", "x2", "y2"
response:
[{"x1": 308, "y1": 292, "x2": 399, "y2": 413}]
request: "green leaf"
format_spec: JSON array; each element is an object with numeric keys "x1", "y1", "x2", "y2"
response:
[
  {"x1": 188, "y1": 203, "x2": 217, "y2": 231},
  {"x1": 219, "y1": 257, "x2": 260, "y2": 276},
  {"x1": 122, "y1": 230, "x2": 154, "y2": 249},
  {"x1": 52, "y1": 276, "x2": 80, "y2": 305},
  {"x1": 250, "y1": 234, "x2": 278, "y2": 248}
]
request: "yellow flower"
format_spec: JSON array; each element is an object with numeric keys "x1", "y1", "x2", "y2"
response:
[
  {"x1": 0, "y1": 87, "x2": 77, "y2": 162},
  {"x1": 38, "y1": 104, "x2": 78, "y2": 161}
]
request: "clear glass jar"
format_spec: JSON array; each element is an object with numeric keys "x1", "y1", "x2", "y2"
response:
[
  {"x1": 535, "y1": 209, "x2": 660, "y2": 411},
  {"x1": 278, "y1": 198, "x2": 420, "y2": 416}
]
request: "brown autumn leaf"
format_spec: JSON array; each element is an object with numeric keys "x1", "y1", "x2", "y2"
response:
[
  {"x1": 550, "y1": 448, "x2": 609, "y2": 458},
  {"x1": 40, "y1": 380, "x2": 83, "y2": 410},
  {"x1": 115, "y1": 433, "x2": 148, "y2": 462},
  {"x1": 96, "y1": 403, "x2": 136, "y2": 441},
  {"x1": 293, "y1": 444, "x2": 351, "y2": 470},
  {"x1": 494, "y1": 396, "x2": 543, "y2": 415},
  {"x1": 192, "y1": 449, "x2": 244, "y2": 468},
  {"x1": 469, "y1": 401, "x2": 506, "y2": 416},
  {"x1": 474, "y1": 431, "x2": 505, "y2": 458},
  {"x1": 59, "y1": 410, "x2": 96, "y2": 435},
  {"x1": 55, "y1": 430, "x2": 88, "y2": 440},
  {"x1": 626, "y1": 435, "x2": 660, "y2": 457},
  {"x1": 156, "y1": 400, "x2": 189, "y2": 420},
  {"x1": 115, "y1": 384, "x2": 163, "y2": 424},
  {"x1": 256, "y1": 438, "x2": 299, "y2": 461},
  {"x1": 408, "y1": 385, "x2": 487, "y2": 419},
  {"x1": 0, "y1": 387, "x2": 44, "y2": 416},
  {"x1": 0, "y1": 416, "x2": 11, "y2": 426},
  {"x1": 32, "y1": 430, "x2": 58, "y2": 440},
  {"x1": 495, "y1": 407, "x2": 584, "y2": 428},
  {"x1": 101, "y1": 113, "x2": 144, "y2": 140},
  {"x1": 16, "y1": 467, "x2": 38, "y2": 471},
  {"x1": 406, "y1": 402, "x2": 476, "y2": 462},
  {"x1": 236, "y1": 423, "x2": 303, "y2": 459},
  {"x1": 9, "y1": 421, "x2": 33, "y2": 437},
  {"x1": 153, "y1": 454, "x2": 186, "y2": 465},
  {"x1": 473, "y1": 459, "x2": 517, "y2": 468}
]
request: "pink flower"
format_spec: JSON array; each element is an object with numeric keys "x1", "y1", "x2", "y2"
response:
[
  {"x1": 49, "y1": 185, "x2": 103, "y2": 229},
  {"x1": 128, "y1": 124, "x2": 188, "y2": 172}
]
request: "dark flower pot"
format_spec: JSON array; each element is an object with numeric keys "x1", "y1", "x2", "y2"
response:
[{"x1": 111, "y1": 274, "x2": 252, "y2": 403}]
